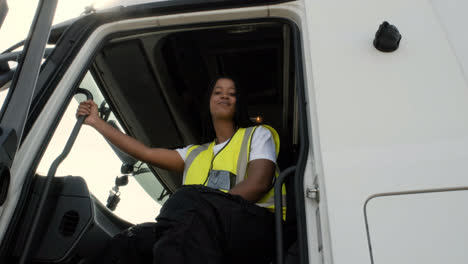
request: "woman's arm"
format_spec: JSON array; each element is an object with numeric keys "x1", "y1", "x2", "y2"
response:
[
  {"x1": 77, "y1": 100, "x2": 185, "y2": 173},
  {"x1": 228, "y1": 126, "x2": 277, "y2": 202},
  {"x1": 228, "y1": 159, "x2": 275, "y2": 202}
]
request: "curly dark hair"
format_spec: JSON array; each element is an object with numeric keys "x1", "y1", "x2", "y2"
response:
[{"x1": 201, "y1": 76, "x2": 253, "y2": 143}]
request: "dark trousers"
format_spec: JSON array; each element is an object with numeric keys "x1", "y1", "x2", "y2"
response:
[{"x1": 98, "y1": 185, "x2": 275, "y2": 264}]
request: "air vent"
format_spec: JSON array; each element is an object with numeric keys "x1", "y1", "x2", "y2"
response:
[{"x1": 59, "y1": 210, "x2": 79, "y2": 237}]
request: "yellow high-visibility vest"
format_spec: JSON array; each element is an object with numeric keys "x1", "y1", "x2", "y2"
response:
[{"x1": 183, "y1": 125, "x2": 286, "y2": 217}]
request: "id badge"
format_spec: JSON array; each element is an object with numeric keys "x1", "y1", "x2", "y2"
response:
[{"x1": 206, "y1": 170, "x2": 236, "y2": 190}]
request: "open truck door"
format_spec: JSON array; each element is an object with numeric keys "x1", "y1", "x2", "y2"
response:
[
  {"x1": 0, "y1": 0, "x2": 57, "y2": 253},
  {"x1": 0, "y1": 0, "x2": 57, "y2": 203}
]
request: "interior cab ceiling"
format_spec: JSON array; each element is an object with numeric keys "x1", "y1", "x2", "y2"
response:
[{"x1": 92, "y1": 21, "x2": 296, "y2": 189}]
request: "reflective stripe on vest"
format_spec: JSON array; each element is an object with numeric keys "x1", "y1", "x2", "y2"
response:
[
  {"x1": 182, "y1": 125, "x2": 287, "y2": 218},
  {"x1": 182, "y1": 143, "x2": 209, "y2": 185}
]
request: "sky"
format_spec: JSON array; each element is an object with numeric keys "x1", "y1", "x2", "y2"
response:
[
  {"x1": 0, "y1": 0, "x2": 161, "y2": 224},
  {"x1": 0, "y1": 0, "x2": 94, "y2": 52}
]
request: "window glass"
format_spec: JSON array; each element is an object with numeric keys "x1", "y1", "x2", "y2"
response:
[
  {"x1": 36, "y1": 71, "x2": 165, "y2": 224},
  {"x1": 0, "y1": 0, "x2": 39, "y2": 53}
]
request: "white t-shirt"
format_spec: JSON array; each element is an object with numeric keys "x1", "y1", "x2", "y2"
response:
[{"x1": 176, "y1": 126, "x2": 277, "y2": 164}]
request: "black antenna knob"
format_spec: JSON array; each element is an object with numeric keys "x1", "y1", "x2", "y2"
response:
[{"x1": 374, "y1": 21, "x2": 401, "y2": 52}]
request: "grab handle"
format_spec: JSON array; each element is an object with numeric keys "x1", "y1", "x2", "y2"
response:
[
  {"x1": 274, "y1": 165, "x2": 296, "y2": 264},
  {"x1": 19, "y1": 88, "x2": 93, "y2": 264}
]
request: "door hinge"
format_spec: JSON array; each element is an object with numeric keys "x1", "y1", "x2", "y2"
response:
[{"x1": 306, "y1": 188, "x2": 319, "y2": 202}]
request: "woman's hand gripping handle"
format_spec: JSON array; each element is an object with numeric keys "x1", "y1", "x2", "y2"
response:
[{"x1": 76, "y1": 99, "x2": 100, "y2": 126}]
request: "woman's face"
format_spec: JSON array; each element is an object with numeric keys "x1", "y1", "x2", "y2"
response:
[{"x1": 209, "y1": 78, "x2": 237, "y2": 121}]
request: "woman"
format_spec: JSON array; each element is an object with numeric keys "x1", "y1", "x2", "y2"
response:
[{"x1": 77, "y1": 76, "x2": 280, "y2": 264}]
